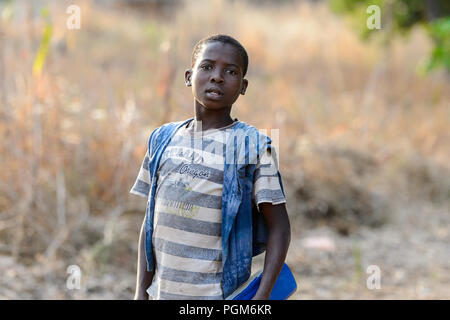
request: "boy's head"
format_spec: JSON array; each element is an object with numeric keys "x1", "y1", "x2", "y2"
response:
[{"x1": 185, "y1": 34, "x2": 249, "y2": 111}]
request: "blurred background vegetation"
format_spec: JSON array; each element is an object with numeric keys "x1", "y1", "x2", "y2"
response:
[{"x1": 0, "y1": 0, "x2": 449, "y2": 299}]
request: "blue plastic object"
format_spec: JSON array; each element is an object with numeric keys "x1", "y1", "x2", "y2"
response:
[{"x1": 228, "y1": 263, "x2": 297, "y2": 300}]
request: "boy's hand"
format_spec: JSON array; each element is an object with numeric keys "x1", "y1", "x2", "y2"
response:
[
  {"x1": 251, "y1": 292, "x2": 270, "y2": 300},
  {"x1": 135, "y1": 217, "x2": 154, "y2": 300}
]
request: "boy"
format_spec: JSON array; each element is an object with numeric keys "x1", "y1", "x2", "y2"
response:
[{"x1": 130, "y1": 34, "x2": 291, "y2": 300}]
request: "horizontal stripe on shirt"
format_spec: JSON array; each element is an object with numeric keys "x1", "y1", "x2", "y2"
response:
[
  {"x1": 156, "y1": 185, "x2": 222, "y2": 210},
  {"x1": 254, "y1": 189, "x2": 286, "y2": 205},
  {"x1": 169, "y1": 134, "x2": 226, "y2": 151},
  {"x1": 157, "y1": 265, "x2": 222, "y2": 285},
  {"x1": 131, "y1": 179, "x2": 150, "y2": 197},
  {"x1": 155, "y1": 198, "x2": 221, "y2": 223},
  {"x1": 253, "y1": 175, "x2": 284, "y2": 194},
  {"x1": 153, "y1": 225, "x2": 222, "y2": 250},
  {"x1": 154, "y1": 211, "x2": 221, "y2": 236},
  {"x1": 147, "y1": 278, "x2": 223, "y2": 300},
  {"x1": 154, "y1": 238, "x2": 222, "y2": 261},
  {"x1": 155, "y1": 290, "x2": 223, "y2": 300},
  {"x1": 150, "y1": 277, "x2": 222, "y2": 297},
  {"x1": 161, "y1": 146, "x2": 225, "y2": 169},
  {"x1": 154, "y1": 249, "x2": 223, "y2": 273}
]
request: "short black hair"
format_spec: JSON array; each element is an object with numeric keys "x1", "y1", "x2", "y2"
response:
[{"x1": 191, "y1": 34, "x2": 249, "y2": 76}]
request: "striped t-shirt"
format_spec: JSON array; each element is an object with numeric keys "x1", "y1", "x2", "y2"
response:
[{"x1": 130, "y1": 120, "x2": 286, "y2": 299}]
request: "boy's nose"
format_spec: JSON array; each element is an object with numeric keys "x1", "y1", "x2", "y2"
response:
[{"x1": 210, "y1": 71, "x2": 224, "y2": 84}]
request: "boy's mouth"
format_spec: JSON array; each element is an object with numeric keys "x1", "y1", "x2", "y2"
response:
[{"x1": 205, "y1": 87, "x2": 224, "y2": 99}]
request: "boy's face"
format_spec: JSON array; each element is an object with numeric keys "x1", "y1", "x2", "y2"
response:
[{"x1": 185, "y1": 41, "x2": 248, "y2": 111}]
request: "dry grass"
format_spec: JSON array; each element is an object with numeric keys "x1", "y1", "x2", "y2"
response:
[{"x1": 0, "y1": 0, "x2": 449, "y2": 299}]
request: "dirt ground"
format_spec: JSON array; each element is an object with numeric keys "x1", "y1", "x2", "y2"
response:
[
  {"x1": 1, "y1": 191, "x2": 448, "y2": 300},
  {"x1": 283, "y1": 200, "x2": 450, "y2": 299}
]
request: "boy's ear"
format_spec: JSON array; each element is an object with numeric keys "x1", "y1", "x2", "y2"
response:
[
  {"x1": 185, "y1": 69, "x2": 192, "y2": 87},
  {"x1": 240, "y1": 79, "x2": 248, "y2": 95}
]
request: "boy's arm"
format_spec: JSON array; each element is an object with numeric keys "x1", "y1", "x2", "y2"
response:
[
  {"x1": 134, "y1": 216, "x2": 154, "y2": 300},
  {"x1": 252, "y1": 202, "x2": 291, "y2": 300}
]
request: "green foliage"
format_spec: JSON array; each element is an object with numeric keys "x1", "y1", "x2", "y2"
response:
[
  {"x1": 330, "y1": 0, "x2": 383, "y2": 39},
  {"x1": 426, "y1": 17, "x2": 450, "y2": 71},
  {"x1": 329, "y1": 0, "x2": 450, "y2": 72}
]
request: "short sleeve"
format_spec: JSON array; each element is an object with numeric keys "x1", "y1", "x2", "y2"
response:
[
  {"x1": 129, "y1": 149, "x2": 151, "y2": 198},
  {"x1": 252, "y1": 146, "x2": 286, "y2": 208}
]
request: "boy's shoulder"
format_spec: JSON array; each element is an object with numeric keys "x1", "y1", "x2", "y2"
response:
[
  {"x1": 147, "y1": 119, "x2": 189, "y2": 156},
  {"x1": 149, "y1": 119, "x2": 191, "y2": 141},
  {"x1": 233, "y1": 120, "x2": 256, "y2": 131},
  {"x1": 233, "y1": 121, "x2": 272, "y2": 145}
]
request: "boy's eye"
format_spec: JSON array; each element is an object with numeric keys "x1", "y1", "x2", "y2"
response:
[
  {"x1": 200, "y1": 65, "x2": 212, "y2": 71},
  {"x1": 227, "y1": 69, "x2": 237, "y2": 76}
]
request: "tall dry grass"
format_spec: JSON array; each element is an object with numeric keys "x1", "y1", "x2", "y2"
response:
[{"x1": 0, "y1": 0, "x2": 449, "y2": 298}]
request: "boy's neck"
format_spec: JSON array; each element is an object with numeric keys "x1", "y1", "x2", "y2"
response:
[{"x1": 192, "y1": 103, "x2": 234, "y2": 131}]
